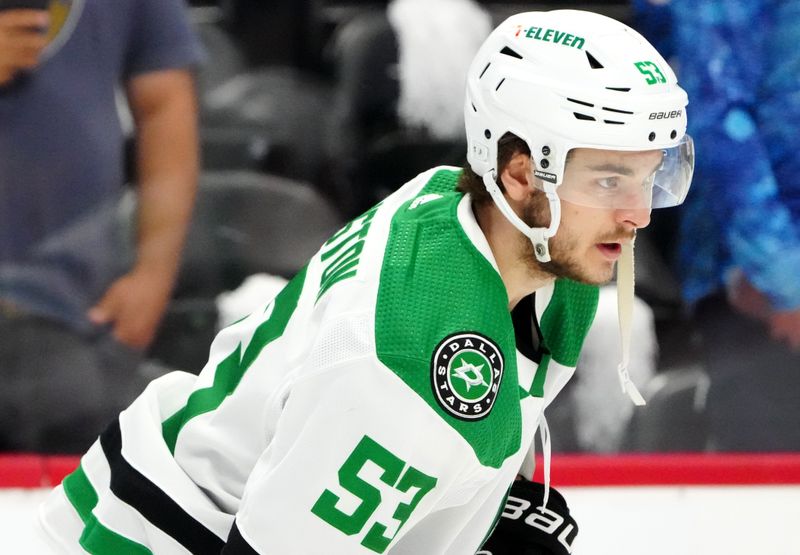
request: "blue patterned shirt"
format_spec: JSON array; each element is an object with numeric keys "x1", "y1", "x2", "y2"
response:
[{"x1": 634, "y1": 0, "x2": 800, "y2": 310}]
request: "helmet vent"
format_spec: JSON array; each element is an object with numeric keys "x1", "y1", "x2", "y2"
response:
[
  {"x1": 471, "y1": 102, "x2": 477, "y2": 113},
  {"x1": 604, "y1": 120, "x2": 625, "y2": 125},
  {"x1": 606, "y1": 87, "x2": 631, "y2": 92},
  {"x1": 603, "y1": 106, "x2": 634, "y2": 115},
  {"x1": 500, "y1": 46, "x2": 523, "y2": 60},
  {"x1": 495, "y1": 78, "x2": 506, "y2": 91},
  {"x1": 479, "y1": 62, "x2": 491, "y2": 79},
  {"x1": 586, "y1": 51, "x2": 604, "y2": 69},
  {"x1": 574, "y1": 112, "x2": 596, "y2": 121},
  {"x1": 568, "y1": 98, "x2": 594, "y2": 108}
]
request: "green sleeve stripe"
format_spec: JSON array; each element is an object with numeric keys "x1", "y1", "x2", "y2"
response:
[
  {"x1": 63, "y1": 464, "x2": 98, "y2": 524},
  {"x1": 529, "y1": 353, "x2": 550, "y2": 398},
  {"x1": 539, "y1": 279, "x2": 599, "y2": 366},
  {"x1": 62, "y1": 465, "x2": 153, "y2": 554},
  {"x1": 162, "y1": 266, "x2": 307, "y2": 453},
  {"x1": 80, "y1": 518, "x2": 154, "y2": 555}
]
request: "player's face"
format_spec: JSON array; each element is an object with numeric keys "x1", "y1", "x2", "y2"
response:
[{"x1": 520, "y1": 148, "x2": 657, "y2": 284}]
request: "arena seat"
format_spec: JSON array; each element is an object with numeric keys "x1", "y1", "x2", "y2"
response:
[
  {"x1": 320, "y1": 9, "x2": 467, "y2": 218},
  {"x1": 148, "y1": 171, "x2": 345, "y2": 371},
  {"x1": 621, "y1": 365, "x2": 711, "y2": 452}
]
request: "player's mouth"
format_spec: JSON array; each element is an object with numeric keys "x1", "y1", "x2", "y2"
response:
[{"x1": 596, "y1": 242, "x2": 622, "y2": 260}]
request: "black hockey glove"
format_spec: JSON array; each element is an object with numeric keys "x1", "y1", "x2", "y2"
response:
[{"x1": 478, "y1": 479, "x2": 578, "y2": 555}]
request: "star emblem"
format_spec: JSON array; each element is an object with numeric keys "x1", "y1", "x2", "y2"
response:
[{"x1": 451, "y1": 360, "x2": 489, "y2": 392}]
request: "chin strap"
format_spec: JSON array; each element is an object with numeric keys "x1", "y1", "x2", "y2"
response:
[
  {"x1": 481, "y1": 171, "x2": 560, "y2": 263},
  {"x1": 616, "y1": 239, "x2": 646, "y2": 406}
]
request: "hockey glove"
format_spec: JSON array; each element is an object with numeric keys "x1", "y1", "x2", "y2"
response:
[{"x1": 478, "y1": 478, "x2": 578, "y2": 555}]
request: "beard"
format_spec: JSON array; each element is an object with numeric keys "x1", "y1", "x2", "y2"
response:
[{"x1": 519, "y1": 192, "x2": 629, "y2": 285}]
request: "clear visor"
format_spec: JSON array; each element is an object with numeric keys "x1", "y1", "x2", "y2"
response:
[{"x1": 533, "y1": 135, "x2": 694, "y2": 209}]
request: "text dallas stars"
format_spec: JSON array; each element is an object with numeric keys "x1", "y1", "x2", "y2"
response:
[{"x1": 431, "y1": 333, "x2": 504, "y2": 421}]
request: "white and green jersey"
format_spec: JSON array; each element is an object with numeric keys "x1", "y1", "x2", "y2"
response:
[{"x1": 39, "y1": 167, "x2": 598, "y2": 554}]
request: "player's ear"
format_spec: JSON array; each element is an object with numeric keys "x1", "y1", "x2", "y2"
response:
[{"x1": 499, "y1": 152, "x2": 532, "y2": 202}]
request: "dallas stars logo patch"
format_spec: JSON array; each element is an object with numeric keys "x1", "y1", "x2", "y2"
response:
[{"x1": 431, "y1": 332, "x2": 504, "y2": 421}]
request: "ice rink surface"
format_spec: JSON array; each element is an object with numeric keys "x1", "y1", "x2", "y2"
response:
[{"x1": 5, "y1": 485, "x2": 800, "y2": 554}]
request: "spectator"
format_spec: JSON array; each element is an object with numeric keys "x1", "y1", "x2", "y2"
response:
[
  {"x1": 635, "y1": 0, "x2": 800, "y2": 450},
  {"x1": 0, "y1": 0, "x2": 203, "y2": 453}
]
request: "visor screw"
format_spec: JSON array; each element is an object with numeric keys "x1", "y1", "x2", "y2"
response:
[
  {"x1": 484, "y1": 129, "x2": 492, "y2": 139},
  {"x1": 541, "y1": 146, "x2": 551, "y2": 156},
  {"x1": 670, "y1": 130, "x2": 677, "y2": 139},
  {"x1": 540, "y1": 159, "x2": 550, "y2": 169},
  {"x1": 648, "y1": 132, "x2": 656, "y2": 142},
  {"x1": 535, "y1": 244, "x2": 546, "y2": 257}
]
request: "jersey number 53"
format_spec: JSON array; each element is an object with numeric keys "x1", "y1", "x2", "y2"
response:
[{"x1": 311, "y1": 435, "x2": 438, "y2": 553}]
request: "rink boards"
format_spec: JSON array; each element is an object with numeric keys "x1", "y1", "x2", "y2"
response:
[{"x1": 2, "y1": 453, "x2": 799, "y2": 554}]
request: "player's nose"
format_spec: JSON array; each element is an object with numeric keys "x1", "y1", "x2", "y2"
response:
[{"x1": 614, "y1": 205, "x2": 651, "y2": 230}]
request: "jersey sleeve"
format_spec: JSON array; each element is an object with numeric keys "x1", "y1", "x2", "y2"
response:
[{"x1": 221, "y1": 357, "x2": 464, "y2": 554}]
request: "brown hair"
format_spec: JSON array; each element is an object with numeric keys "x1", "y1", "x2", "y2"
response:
[{"x1": 456, "y1": 132, "x2": 531, "y2": 206}]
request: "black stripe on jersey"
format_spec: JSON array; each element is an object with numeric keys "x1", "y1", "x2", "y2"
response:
[
  {"x1": 221, "y1": 522, "x2": 259, "y2": 554},
  {"x1": 512, "y1": 293, "x2": 545, "y2": 364},
  {"x1": 99, "y1": 420, "x2": 225, "y2": 555}
]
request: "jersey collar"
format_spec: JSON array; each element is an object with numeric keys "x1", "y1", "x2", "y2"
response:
[{"x1": 457, "y1": 193, "x2": 501, "y2": 275}]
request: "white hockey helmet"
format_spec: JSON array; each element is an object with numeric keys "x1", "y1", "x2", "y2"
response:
[{"x1": 465, "y1": 9, "x2": 693, "y2": 261}]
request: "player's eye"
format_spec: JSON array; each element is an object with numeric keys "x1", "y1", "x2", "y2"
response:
[{"x1": 596, "y1": 176, "x2": 619, "y2": 190}]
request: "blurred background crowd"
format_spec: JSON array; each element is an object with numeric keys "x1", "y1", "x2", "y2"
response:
[{"x1": 1, "y1": 0, "x2": 798, "y2": 456}]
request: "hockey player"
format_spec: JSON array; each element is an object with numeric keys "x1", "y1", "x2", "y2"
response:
[{"x1": 38, "y1": 9, "x2": 693, "y2": 554}]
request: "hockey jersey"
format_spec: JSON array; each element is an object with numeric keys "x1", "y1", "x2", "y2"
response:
[{"x1": 39, "y1": 167, "x2": 599, "y2": 554}]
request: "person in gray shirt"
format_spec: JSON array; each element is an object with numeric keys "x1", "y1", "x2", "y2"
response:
[{"x1": 0, "y1": 0, "x2": 203, "y2": 452}]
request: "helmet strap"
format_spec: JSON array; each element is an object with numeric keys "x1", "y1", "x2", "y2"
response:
[
  {"x1": 481, "y1": 171, "x2": 561, "y2": 262},
  {"x1": 616, "y1": 239, "x2": 647, "y2": 406}
]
